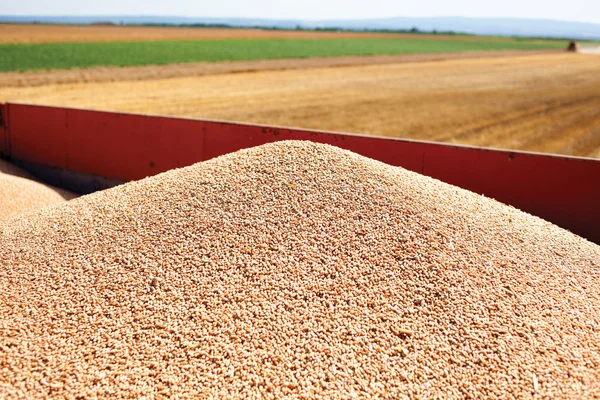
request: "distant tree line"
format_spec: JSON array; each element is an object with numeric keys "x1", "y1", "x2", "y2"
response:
[
  {"x1": 138, "y1": 22, "x2": 472, "y2": 36},
  {"x1": 310, "y1": 26, "x2": 471, "y2": 36}
]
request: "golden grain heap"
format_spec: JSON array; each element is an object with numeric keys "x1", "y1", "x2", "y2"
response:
[
  {"x1": 0, "y1": 159, "x2": 76, "y2": 221},
  {"x1": 1, "y1": 141, "x2": 599, "y2": 398}
]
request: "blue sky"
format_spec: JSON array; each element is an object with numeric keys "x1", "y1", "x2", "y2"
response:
[{"x1": 2, "y1": 0, "x2": 599, "y2": 24}]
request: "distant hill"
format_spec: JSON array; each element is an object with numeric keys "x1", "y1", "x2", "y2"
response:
[{"x1": 1, "y1": 15, "x2": 600, "y2": 40}]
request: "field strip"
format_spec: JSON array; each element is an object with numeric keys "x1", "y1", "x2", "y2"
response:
[
  {"x1": 0, "y1": 49, "x2": 561, "y2": 88},
  {"x1": 0, "y1": 23, "x2": 526, "y2": 44},
  {"x1": 0, "y1": 38, "x2": 565, "y2": 73}
]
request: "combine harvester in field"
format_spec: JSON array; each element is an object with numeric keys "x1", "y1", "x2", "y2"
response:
[
  {"x1": 570, "y1": 39, "x2": 600, "y2": 54},
  {"x1": 567, "y1": 40, "x2": 579, "y2": 52},
  {"x1": 1, "y1": 102, "x2": 599, "y2": 398}
]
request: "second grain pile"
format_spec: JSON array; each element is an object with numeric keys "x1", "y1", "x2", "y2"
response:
[
  {"x1": 0, "y1": 158, "x2": 76, "y2": 220},
  {"x1": 1, "y1": 141, "x2": 599, "y2": 398}
]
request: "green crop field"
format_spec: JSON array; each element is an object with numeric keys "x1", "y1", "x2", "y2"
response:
[{"x1": 0, "y1": 38, "x2": 565, "y2": 72}]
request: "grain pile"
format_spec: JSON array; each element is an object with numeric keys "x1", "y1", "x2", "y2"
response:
[
  {"x1": 1, "y1": 141, "x2": 599, "y2": 398},
  {"x1": 0, "y1": 159, "x2": 77, "y2": 221}
]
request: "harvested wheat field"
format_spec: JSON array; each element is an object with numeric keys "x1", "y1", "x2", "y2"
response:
[
  {"x1": 1, "y1": 141, "x2": 599, "y2": 398},
  {"x1": 0, "y1": 50, "x2": 559, "y2": 88},
  {"x1": 2, "y1": 53, "x2": 598, "y2": 158},
  {"x1": 0, "y1": 159, "x2": 77, "y2": 220},
  {"x1": 0, "y1": 23, "x2": 515, "y2": 44}
]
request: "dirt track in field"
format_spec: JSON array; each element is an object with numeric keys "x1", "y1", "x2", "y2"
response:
[
  {"x1": 1, "y1": 53, "x2": 599, "y2": 158},
  {"x1": 0, "y1": 49, "x2": 561, "y2": 88},
  {"x1": 579, "y1": 46, "x2": 600, "y2": 54},
  {"x1": 0, "y1": 23, "x2": 516, "y2": 44}
]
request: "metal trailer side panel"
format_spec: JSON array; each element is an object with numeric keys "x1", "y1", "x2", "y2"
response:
[{"x1": 3, "y1": 103, "x2": 600, "y2": 244}]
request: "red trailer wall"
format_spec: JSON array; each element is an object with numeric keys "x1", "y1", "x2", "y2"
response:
[{"x1": 3, "y1": 102, "x2": 600, "y2": 244}]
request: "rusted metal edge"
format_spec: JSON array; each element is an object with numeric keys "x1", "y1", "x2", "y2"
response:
[{"x1": 0, "y1": 103, "x2": 8, "y2": 157}]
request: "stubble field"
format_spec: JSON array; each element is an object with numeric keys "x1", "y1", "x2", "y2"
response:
[{"x1": 0, "y1": 24, "x2": 598, "y2": 158}]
